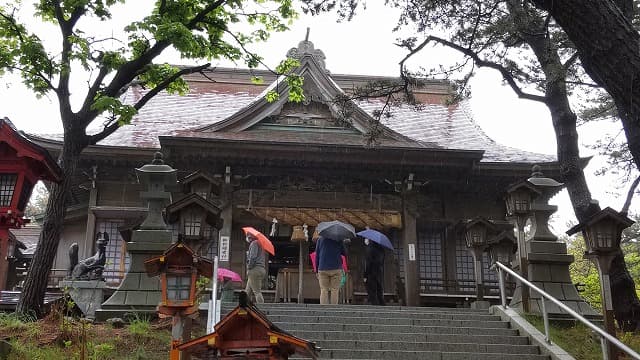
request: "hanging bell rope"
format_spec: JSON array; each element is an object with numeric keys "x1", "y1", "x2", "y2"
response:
[{"x1": 270, "y1": 217, "x2": 278, "y2": 237}]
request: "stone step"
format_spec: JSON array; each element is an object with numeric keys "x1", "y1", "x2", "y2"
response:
[
  {"x1": 287, "y1": 330, "x2": 530, "y2": 345},
  {"x1": 223, "y1": 303, "x2": 489, "y2": 314},
  {"x1": 291, "y1": 349, "x2": 548, "y2": 360},
  {"x1": 272, "y1": 321, "x2": 520, "y2": 336},
  {"x1": 252, "y1": 308, "x2": 502, "y2": 321},
  {"x1": 266, "y1": 314, "x2": 509, "y2": 328},
  {"x1": 312, "y1": 340, "x2": 540, "y2": 354}
]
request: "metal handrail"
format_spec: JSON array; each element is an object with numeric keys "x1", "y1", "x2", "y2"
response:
[{"x1": 495, "y1": 261, "x2": 640, "y2": 360}]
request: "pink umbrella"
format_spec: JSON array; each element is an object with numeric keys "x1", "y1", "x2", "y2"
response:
[
  {"x1": 217, "y1": 267, "x2": 242, "y2": 282},
  {"x1": 309, "y1": 252, "x2": 348, "y2": 273}
]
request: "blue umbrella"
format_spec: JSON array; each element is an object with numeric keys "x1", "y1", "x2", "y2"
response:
[
  {"x1": 357, "y1": 229, "x2": 393, "y2": 250},
  {"x1": 317, "y1": 220, "x2": 355, "y2": 241}
]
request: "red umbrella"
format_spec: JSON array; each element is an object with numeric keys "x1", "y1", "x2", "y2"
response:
[
  {"x1": 242, "y1": 226, "x2": 275, "y2": 256},
  {"x1": 217, "y1": 268, "x2": 242, "y2": 282}
]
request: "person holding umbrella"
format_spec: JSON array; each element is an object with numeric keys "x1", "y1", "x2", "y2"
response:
[
  {"x1": 315, "y1": 235, "x2": 347, "y2": 305},
  {"x1": 363, "y1": 238, "x2": 386, "y2": 305},
  {"x1": 245, "y1": 233, "x2": 267, "y2": 304},
  {"x1": 357, "y1": 229, "x2": 394, "y2": 306}
]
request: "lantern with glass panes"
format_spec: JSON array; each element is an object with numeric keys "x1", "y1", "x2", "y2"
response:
[
  {"x1": 165, "y1": 193, "x2": 222, "y2": 253},
  {"x1": 487, "y1": 231, "x2": 518, "y2": 266},
  {"x1": 464, "y1": 218, "x2": 496, "y2": 302},
  {"x1": 0, "y1": 118, "x2": 61, "y2": 290},
  {"x1": 567, "y1": 207, "x2": 634, "y2": 255},
  {"x1": 144, "y1": 242, "x2": 213, "y2": 314}
]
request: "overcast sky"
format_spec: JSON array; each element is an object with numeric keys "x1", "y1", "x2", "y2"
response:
[{"x1": 0, "y1": 1, "x2": 635, "y2": 231}]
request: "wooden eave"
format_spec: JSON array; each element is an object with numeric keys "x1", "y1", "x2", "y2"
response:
[
  {"x1": 166, "y1": 193, "x2": 221, "y2": 216},
  {"x1": 475, "y1": 157, "x2": 590, "y2": 180},
  {"x1": 160, "y1": 135, "x2": 484, "y2": 170},
  {"x1": 1, "y1": 118, "x2": 62, "y2": 182},
  {"x1": 25, "y1": 134, "x2": 158, "y2": 162}
]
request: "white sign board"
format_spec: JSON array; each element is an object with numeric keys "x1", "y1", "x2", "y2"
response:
[
  {"x1": 408, "y1": 243, "x2": 416, "y2": 261},
  {"x1": 219, "y1": 235, "x2": 230, "y2": 262}
]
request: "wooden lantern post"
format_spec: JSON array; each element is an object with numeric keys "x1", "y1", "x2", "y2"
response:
[
  {"x1": 464, "y1": 218, "x2": 494, "y2": 304},
  {"x1": 567, "y1": 207, "x2": 634, "y2": 360},
  {"x1": 144, "y1": 242, "x2": 213, "y2": 360},
  {"x1": 0, "y1": 118, "x2": 61, "y2": 290}
]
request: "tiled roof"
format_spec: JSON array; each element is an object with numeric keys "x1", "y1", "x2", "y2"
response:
[
  {"x1": 9, "y1": 224, "x2": 42, "y2": 255},
  {"x1": 37, "y1": 74, "x2": 555, "y2": 163}
]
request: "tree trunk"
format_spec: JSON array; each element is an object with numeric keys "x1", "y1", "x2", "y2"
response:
[
  {"x1": 16, "y1": 138, "x2": 81, "y2": 317},
  {"x1": 530, "y1": 0, "x2": 640, "y2": 175},
  {"x1": 514, "y1": 0, "x2": 640, "y2": 330}
]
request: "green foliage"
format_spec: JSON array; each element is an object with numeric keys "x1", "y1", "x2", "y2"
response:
[
  {"x1": 265, "y1": 57, "x2": 303, "y2": 103},
  {"x1": 90, "y1": 342, "x2": 116, "y2": 359},
  {"x1": 0, "y1": 312, "x2": 29, "y2": 331},
  {"x1": 567, "y1": 236, "x2": 603, "y2": 310},
  {"x1": 128, "y1": 316, "x2": 153, "y2": 338},
  {"x1": 24, "y1": 181, "x2": 49, "y2": 218},
  {"x1": 7, "y1": 340, "x2": 69, "y2": 360},
  {"x1": 522, "y1": 314, "x2": 602, "y2": 360},
  {"x1": 567, "y1": 232, "x2": 640, "y2": 311},
  {"x1": 0, "y1": 0, "x2": 298, "y2": 141}
]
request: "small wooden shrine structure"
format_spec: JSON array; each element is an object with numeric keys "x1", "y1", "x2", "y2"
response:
[{"x1": 176, "y1": 294, "x2": 319, "y2": 359}]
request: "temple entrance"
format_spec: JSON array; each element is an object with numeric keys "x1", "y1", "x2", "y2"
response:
[{"x1": 237, "y1": 206, "x2": 403, "y2": 303}]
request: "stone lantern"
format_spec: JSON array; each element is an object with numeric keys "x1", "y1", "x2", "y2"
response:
[
  {"x1": 464, "y1": 217, "x2": 494, "y2": 308},
  {"x1": 136, "y1": 152, "x2": 177, "y2": 230},
  {"x1": 0, "y1": 118, "x2": 61, "y2": 290},
  {"x1": 567, "y1": 207, "x2": 634, "y2": 360},
  {"x1": 505, "y1": 165, "x2": 598, "y2": 317},
  {"x1": 97, "y1": 152, "x2": 178, "y2": 320}
]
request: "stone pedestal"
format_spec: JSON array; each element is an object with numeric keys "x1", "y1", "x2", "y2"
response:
[
  {"x1": 509, "y1": 240, "x2": 599, "y2": 317},
  {"x1": 59, "y1": 280, "x2": 106, "y2": 319},
  {"x1": 95, "y1": 230, "x2": 172, "y2": 321}
]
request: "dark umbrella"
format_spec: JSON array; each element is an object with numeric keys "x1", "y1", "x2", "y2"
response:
[
  {"x1": 357, "y1": 229, "x2": 394, "y2": 250},
  {"x1": 317, "y1": 220, "x2": 355, "y2": 241}
]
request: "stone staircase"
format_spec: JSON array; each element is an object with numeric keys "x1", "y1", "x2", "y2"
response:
[{"x1": 221, "y1": 303, "x2": 551, "y2": 360}]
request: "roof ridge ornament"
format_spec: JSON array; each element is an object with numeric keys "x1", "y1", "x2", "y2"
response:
[{"x1": 286, "y1": 27, "x2": 328, "y2": 73}]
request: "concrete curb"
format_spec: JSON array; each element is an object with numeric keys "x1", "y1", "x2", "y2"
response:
[{"x1": 490, "y1": 305, "x2": 575, "y2": 360}]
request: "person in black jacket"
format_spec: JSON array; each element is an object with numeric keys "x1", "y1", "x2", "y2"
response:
[{"x1": 363, "y1": 238, "x2": 385, "y2": 306}]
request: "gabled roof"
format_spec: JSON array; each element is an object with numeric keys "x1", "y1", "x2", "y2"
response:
[
  {"x1": 29, "y1": 41, "x2": 557, "y2": 164},
  {"x1": 198, "y1": 39, "x2": 413, "y2": 141},
  {"x1": 0, "y1": 117, "x2": 62, "y2": 182}
]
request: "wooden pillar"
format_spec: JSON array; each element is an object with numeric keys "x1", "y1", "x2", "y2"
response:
[
  {"x1": 218, "y1": 168, "x2": 234, "y2": 269},
  {"x1": 0, "y1": 228, "x2": 10, "y2": 290},
  {"x1": 82, "y1": 186, "x2": 98, "y2": 259},
  {"x1": 401, "y1": 192, "x2": 419, "y2": 306}
]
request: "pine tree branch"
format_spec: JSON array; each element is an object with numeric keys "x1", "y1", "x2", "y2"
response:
[{"x1": 399, "y1": 35, "x2": 546, "y2": 103}]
